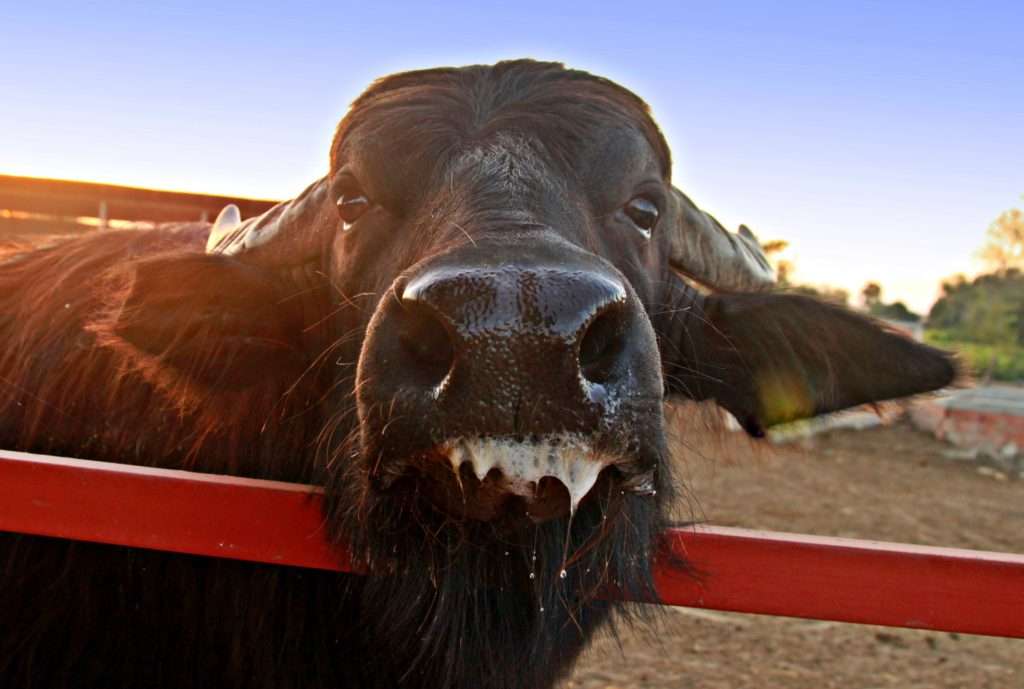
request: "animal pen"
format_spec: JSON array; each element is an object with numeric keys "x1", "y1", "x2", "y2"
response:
[{"x1": 1, "y1": 175, "x2": 1022, "y2": 641}]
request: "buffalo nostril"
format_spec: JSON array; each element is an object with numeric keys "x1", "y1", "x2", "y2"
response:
[
  {"x1": 578, "y1": 305, "x2": 628, "y2": 384},
  {"x1": 397, "y1": 301, "x2": 456, "y2": 387}
]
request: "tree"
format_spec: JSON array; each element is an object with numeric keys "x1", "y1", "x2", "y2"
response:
[
  {"x1": 775, "y1": 259, "x2": 794, "y2": 287},
  {"x1": 856, "y1": 281, "x2": 920, "y2": 321},
  {"x1": 978, "y1": 207, "x2": 1024, "y2": 273},
  {"x1": 760, "y1": 237, "x2": 845, "y2": 302},
  {"x1": 927, "y1": 270, "x2": 1024, "y2": 344},
  {"x1": 872, "y1": 300, "x2": 920, "y2": 322},
  {"x1": 760, "y1": 239, "x2": 791, "y2": 285},
  {"x1": 861, "y1": 282, "x2": 882, "y2": 309},
  {"x1": 761, "y1": 239, "x2": 789, "y2": 256}
]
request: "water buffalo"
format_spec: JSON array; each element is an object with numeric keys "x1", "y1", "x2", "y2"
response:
[{"x1": 0, "y1": 60, "x2": 954, "y2": 689}]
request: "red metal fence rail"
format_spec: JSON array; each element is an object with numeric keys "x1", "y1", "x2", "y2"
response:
[{"x1": 2, "y1": 449, "x2": 1022, "y2": 638}]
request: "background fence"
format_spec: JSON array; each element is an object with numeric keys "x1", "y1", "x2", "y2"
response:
[{"x1": 0, "y1": 174, "x2": 277, "y2": 236}]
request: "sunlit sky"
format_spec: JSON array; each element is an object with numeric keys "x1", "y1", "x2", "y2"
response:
[{"x1": 4, "y1": 1, "x2": 1022, "y2": 313}]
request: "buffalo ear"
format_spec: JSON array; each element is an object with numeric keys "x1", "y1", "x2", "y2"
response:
[
  {"x1": 93, "y1": 253, "x2": 304, "y2": 394},
  {"x1": 672, "y1": 292, "x2": 958, "y2": 436}
]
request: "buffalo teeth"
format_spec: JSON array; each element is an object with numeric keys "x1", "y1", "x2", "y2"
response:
[{"x1": 442, "y1": 437, "x2": 610, "y2": 514}]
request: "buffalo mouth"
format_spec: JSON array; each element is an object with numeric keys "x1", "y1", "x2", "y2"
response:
[{"x1": 376, "y1": 434, "x2": 658, "y2": 523}]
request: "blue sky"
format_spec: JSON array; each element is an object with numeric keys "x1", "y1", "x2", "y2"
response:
[{"x1": 3, "y1": 1, "x2": 1022, "y2": 311}]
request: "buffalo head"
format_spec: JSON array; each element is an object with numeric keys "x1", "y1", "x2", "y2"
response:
[{"x1": 95, "y1": 59, "x2": 955, "y2": 688}]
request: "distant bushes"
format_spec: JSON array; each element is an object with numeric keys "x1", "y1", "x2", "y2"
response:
[
  {"x1": 925, "y1": 329, "x2": 1024, "y2": 382},
  {"x1": 925, "y1": 269, "x2": 1024, "y2": 382},
  {"x1": 928, "y1": 270, "x2": 1024, "y2": 343}
]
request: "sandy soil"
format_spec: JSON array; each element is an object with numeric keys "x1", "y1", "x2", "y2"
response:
[{"x1": 567, "y1": 413, "x2": 1024, "y2": 689}]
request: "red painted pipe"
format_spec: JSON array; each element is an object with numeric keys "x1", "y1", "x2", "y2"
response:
[
  {"x1": 652, "y1": 527, "x2": 1024, "y2": 638},
  {"x1": 1, "y1": 449, "x2": 1022, "y2": 638},
  {"x1": 0, "y1": 449, "x2": 346, "y2": 571}
]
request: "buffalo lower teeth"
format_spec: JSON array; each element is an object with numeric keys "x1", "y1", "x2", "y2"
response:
[{"x1": 441, "y1": 436, "x2": 612, "y2": 514}]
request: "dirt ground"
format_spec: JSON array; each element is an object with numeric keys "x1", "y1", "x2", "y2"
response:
[{"x1": 567, "y1": 413, "x2": 1024, "y2": 689}]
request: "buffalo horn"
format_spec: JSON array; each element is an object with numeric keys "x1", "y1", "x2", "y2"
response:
[
  {"x1": 669, "y1": 188, "x2": 775, "y2": 291},
  {"x1": 205, "y1": 178, "x2": 332, "y2": 268},
  {"x1": 204, "y1": 204, "x2": 242, "y2": 253}
]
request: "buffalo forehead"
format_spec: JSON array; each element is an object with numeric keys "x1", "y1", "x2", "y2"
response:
[
  {"x1": 577, "y1": 126, "x2": 665, "y2": 208},
  {"x1": 336, "y1": 103, "x2": 662, "y2": 218},
  {"x1": 448, "y1": 135, "x2": 556, "y2": 195}
]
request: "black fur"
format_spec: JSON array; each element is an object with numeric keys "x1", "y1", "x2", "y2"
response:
[{"x1": 0, "y1": 60, "x2": 954, "y2": 689}]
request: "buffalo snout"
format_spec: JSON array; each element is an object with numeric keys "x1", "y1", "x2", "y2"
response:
[{"x1": 356, "y1": 241, "x2": 665, "y2": 522}]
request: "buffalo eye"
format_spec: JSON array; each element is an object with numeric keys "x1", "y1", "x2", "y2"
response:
[
  {"x1": 336, "y1": 191, "x2": 371, "y2": 229},
  {"x1": 623, "y1": 196, "x2": 659, "y2": 237}
]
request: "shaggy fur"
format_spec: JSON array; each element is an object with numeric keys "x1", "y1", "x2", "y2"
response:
[{"x1": 0, "y1": 60, "x2": 954, "y2": 689}]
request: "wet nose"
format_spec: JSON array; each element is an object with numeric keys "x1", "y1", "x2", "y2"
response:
[
  {"x1": 355, "y1": 249, "x2": 666, "y2": 519},
  {"x1": 395, "y1": 264, "x2": 637, "y2": 409}
]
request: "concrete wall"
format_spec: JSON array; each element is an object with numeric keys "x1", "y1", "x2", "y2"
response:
[{"x1": 910, "y1": 387, "x2": 1024, "y2": 471}]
